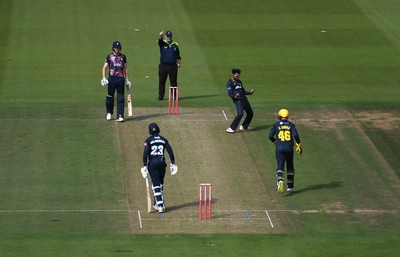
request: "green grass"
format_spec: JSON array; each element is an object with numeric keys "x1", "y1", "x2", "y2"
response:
[{"x1": 1, "y1": 0, "x2": 400, "y2": 256}]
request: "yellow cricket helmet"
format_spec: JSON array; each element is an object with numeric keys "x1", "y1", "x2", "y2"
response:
[{"x1": 278, "y1": 109, "x2": 290, "y2": 119}]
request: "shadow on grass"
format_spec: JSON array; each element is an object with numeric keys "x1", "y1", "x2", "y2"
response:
[
  {"x1": 168, "y1": 199, "x2": 218, "y2": 212},
  {"x1": 251, "y1": 124, "x2": 273, "y2": 131},
  {"x1": 127, "y1": 113, "x2": 167, "y2": 121},
  {"x1": 285, "y1": 181, "x2": 342, "y2": 196},
  {"x1": 180, "y1": 94, "x2": 221, "y2": 100}
]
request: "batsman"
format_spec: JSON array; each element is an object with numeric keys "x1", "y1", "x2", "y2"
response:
[
  {"x1": 101, "y1": 41, "x2": 132, "y2": 122},
  {"x1": 141, "y1": 123, "x2": 178, "y2": 213},
  {"x1": 268, "y1": 109, "x2": 302, "y2": 193}
]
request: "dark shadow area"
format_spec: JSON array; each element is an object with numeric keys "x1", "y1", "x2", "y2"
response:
[
  {"x1": 179, "y1": 94, "x2": 221, "y2": 100},
  {"x1": 285, "y1": 181, "x2": 342, "y2": 196},
  {"x1": 167, "y1": 198, "x2": 218, "y2": 212}
]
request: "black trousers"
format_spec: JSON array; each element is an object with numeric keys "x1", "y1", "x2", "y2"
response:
[
  {"x1": 230, "y1": 99, "x2": 254, "y2": 130},
  {"x1": 158, "y1": 63, "x2": 178, "y2": 100},
  {"x1": 106, "y1": 77, "x2": 125, "y2": 117}
]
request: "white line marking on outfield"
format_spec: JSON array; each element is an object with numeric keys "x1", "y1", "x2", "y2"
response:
[
  {"x1": 222, "y1": 110, "x2": 228, "y2": 120},
  {"x1": 265, "y1": 210, "x2": 274, "y2": 228},
  {"x1": 138, "y1": 211, "x2": 143, "y2": 228}
]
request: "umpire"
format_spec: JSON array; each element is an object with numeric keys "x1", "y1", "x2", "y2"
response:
[
  {"x1": 141, "y1": 123, "x2": 178, "y2": 213},
  {"x1": 157, "y1": 30, "x2": 181, "y2": 101},
  {"x1": 268, "y1": 109, "x2": 302, "y2": 193}
]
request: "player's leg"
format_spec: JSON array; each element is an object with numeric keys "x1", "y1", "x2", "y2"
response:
[
  {"x1": 286, "y1": 150, "x2": 295, "y2": 192},
  {"x1": 149, "y1": 162, "x2": 165, "y2": 212},
  {"x1": 241, "y1": 100, "x2": 254, "y2": 129},
  {"x1": 158, "y1": 63, "x2": 168, "y2": 100},
  {"x1": 229, "y1": 101, "x2": 244, "y2": 131},
  {"x1": 116, "y1": 78, "x2": 125, "y2": 121},
  {"x1": 169, "y1": 65, "x2": 178, "y2": 98},
  {"x1": 276, "y1": 149, "x2": 285, "y2": 193},
  {"x1": 106, "y1": 81, "x2": 116, "y2": 119}
]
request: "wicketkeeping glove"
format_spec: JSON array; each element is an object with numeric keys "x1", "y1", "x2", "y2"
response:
[
  {"x1": 126, "y1": 80, "x2": 132, "y2": 89},
  {"x1": 296, "y1": 143, "x2": 302, "y2": 155},
  {"x1": 170, "y1": 164, "x2": 178, "y2": 175},
  {"x1": 140, "y1": 166, "x2": 148, "y2": 178},
  {"x1": 101, "y1": 77, "x2": 108, "y2": 86}
]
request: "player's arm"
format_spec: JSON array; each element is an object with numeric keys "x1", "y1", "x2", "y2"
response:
[
  {"x1": 123, "y1": 63, "x2": 129, "y2": 80},
  {"x1": 227, "y1": 80, "x2": 236, "y2": 99},
  {"x1": 165, "y1": 141, "x2": 175, "y2": 164},
  {"x1": 142, "y1": 142, "x2": 150, "y2": 166},
  {"x1": 176, "y1": 45, "x2": 182, "y2": 67},
  {"x1": 268, "y1": 126, "x2": 276, "y2": 144},
  {"x1": 158, "y1": 31, "x2": 164, "y2": 46},
  {"x1": 245, "y1": 88, "x2": 255, "y2": 95},
  {"x1": 292, "y1": 126, "x2": 302, "y2": 154},
  {"x1": 102, "y1": 62, "x2": 108, "y2": 78}
]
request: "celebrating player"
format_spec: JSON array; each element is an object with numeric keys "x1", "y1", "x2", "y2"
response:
[
  {"x1": 268, "y1": 109, "x2": 302, "y2": 193},
  {"x1": 226, "y1": 68, "x2": 255, "y2": 133}
]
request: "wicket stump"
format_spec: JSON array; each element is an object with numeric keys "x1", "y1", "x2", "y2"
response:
[
  {"x1": 168, "y1": 86, "x2": 179, "y2": 115},
  {"x1": 199, "y1": 183, "x2": 212, "y2": 220}
]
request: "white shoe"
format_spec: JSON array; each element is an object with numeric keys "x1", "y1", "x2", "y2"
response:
[
  {"x1": 106, "y1": 113, "x2": 112, "y2": 121},
  {"x1": 226, "y1": 127, "x2": 235, "y2": 133},
  {"x1": 116, "y1": 115, "x2": 124, "y2": 122},
  {"x1": 287, "y1": 188, "x2": 295, "y2": 192},
  {"x1": 239, "y1": 125, "x2": 252, "y2": 130},
  {"x1": 157, "y1": 206, "x2": 165, "y2": 213}
]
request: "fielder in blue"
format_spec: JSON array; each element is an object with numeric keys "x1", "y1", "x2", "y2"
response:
[
  {"x1": 268, "y1": 109, "x2": 302, "y2": 193},
  {"x1": 141, "y1": 123, "x2": 178, "y2": 213},
  {"x1": 226, "y1": 68, "x2": 255, "y2": 133}
]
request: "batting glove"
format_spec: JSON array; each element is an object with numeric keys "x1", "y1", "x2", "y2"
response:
[
  {"x1": 140, "y1": 166, "x2": 148, "y2": 178},
  {"x1": 296, "y1": 143, "x2": 302, "y2": 155},
  {"x1": 126, "y1": 80, "x2": 132, "y2": 89},
  {"x1": 101, "y1": 77, "x2": 108, "y2": 86},
  {"x1": 170, "y1": 164, "x2": 178, "y2": 175}
]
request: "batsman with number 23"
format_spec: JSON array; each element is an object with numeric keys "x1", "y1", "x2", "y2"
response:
[{"x1": 141, "y1": 123, "x2": 178, "y2": 213}]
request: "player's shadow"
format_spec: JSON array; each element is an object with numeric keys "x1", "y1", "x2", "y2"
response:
[
  {"x1": 285, "y1": 181, "x2": 342, "y2": 196},
  {"x1": 180, "y1": 94, "x2": 220, "y2": 100},
  {"x1": 251, "y1": 124, "x2": 273, "y2": 131},
  {"x1": 127, "y1": 113, "x2": 167, "y2": 122},
  {"x1": 168, "y1": 199, "x2": 218, "y2": 212}
]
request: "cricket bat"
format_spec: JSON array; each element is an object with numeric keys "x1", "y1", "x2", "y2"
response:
[
  {"x1": 127, "y1": 90, "x2": 133, "y2": 117},
  {"x1": 145, "y1": 177, "x2": 152, "y2": 213}
]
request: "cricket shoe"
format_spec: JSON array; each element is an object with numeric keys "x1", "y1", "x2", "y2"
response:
[
  {"x1": 116, "y1": 115, "x2": 124, "y2": 122},
  {"x1": 239, "y1": 125, "x2": 252, "y2": 131},
  {"x1": 106, "y1": 113, "x2": 112, "y2": 121},
  {"x1": 277, "y1": 180, "x2": 284, "y2": 193},
  {"x1": 287, "y1": 187, "x2": 295, "y2": 192},
  {"x1": 226, "y1": 127, "x2": 235, "y2": 133},
  {"x1": 157, "y1": 206, "x2": 165, "y2": 213}
]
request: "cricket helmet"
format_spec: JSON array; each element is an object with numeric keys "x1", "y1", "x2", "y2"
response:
[
  {"x1": 165, "y1": 31, "x2": 173, "y2": 37},
  {"x1": 278, "y1": 109, "x2": 290, "y2": 119},
  {"x1": 148, "y1": 123, "x2": 160, "y2": 135},
  {"x1": 112, "y1": 41, "x2": 122, "y2": 50}
]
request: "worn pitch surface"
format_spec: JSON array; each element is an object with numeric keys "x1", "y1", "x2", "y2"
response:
[{"x1": 115, "y1": 107, "x2": 283, "y2": 234}]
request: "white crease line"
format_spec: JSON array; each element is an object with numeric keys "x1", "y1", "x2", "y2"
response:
[
  {"x1": 138, "y1": 211, "x2": 143, "y2": 229},
  {"x1": 0, "y1": 209, "x2": 398, "y2": 214},
  {"x1": 265, "y1": 210, "x2": 274, "y2": 228},
  {"x1": 222, "y1": 110, "x2": 228, "y2": 120}
]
